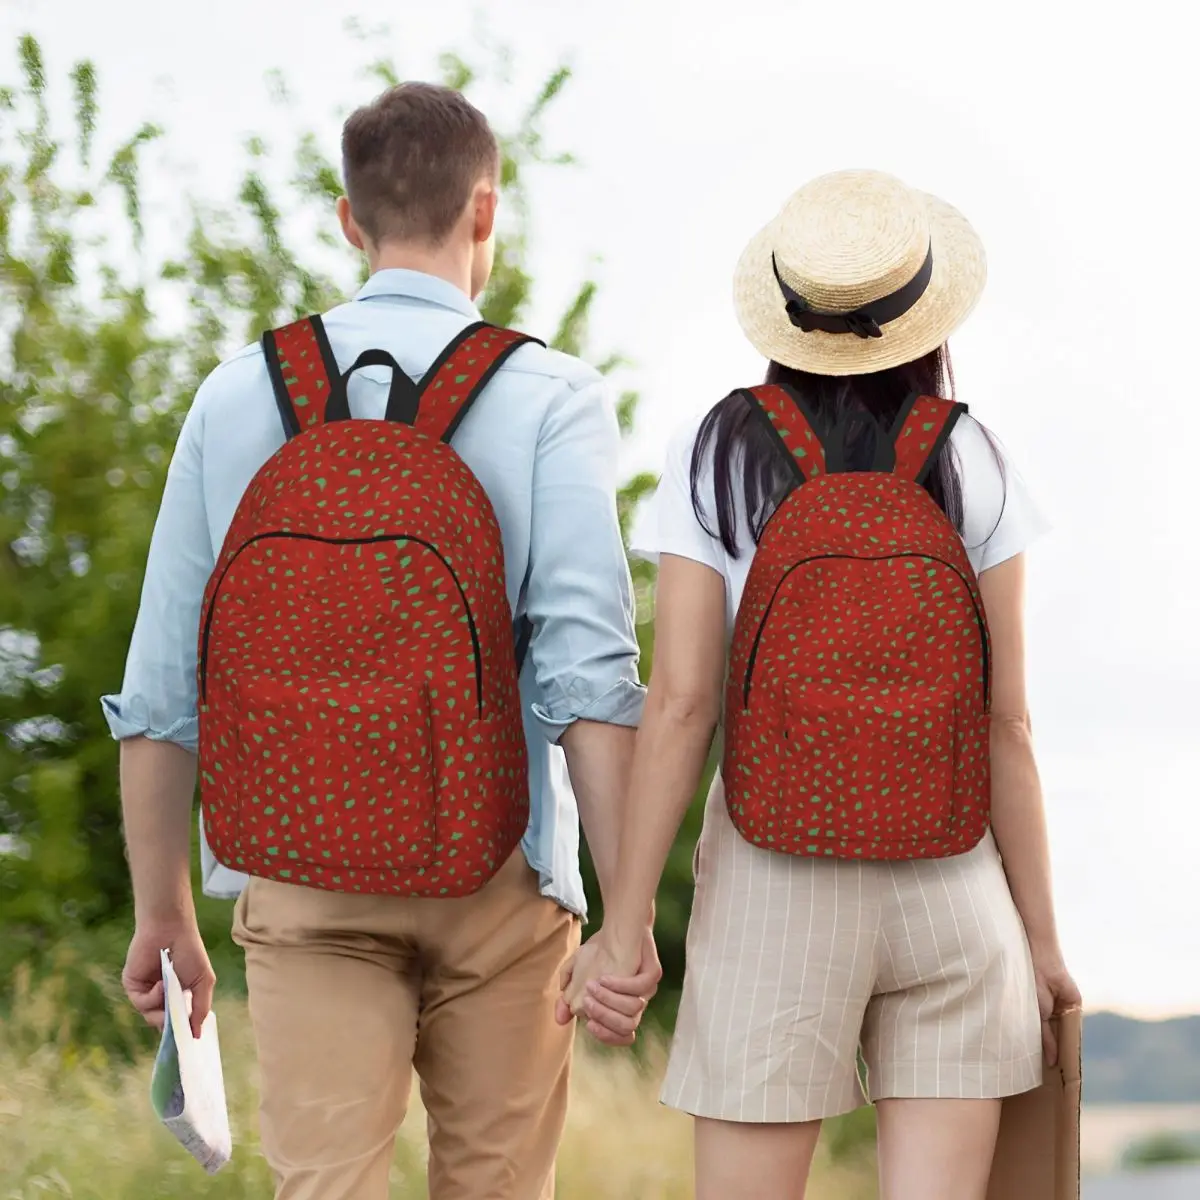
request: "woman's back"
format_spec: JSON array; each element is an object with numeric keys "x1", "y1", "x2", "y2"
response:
[
  {"x1": 637, "y1": 403, "x2": 1046, "y2": 631},
  {"x1": 630, "y1": 395, "x2": 1051, "y2": 1147}
]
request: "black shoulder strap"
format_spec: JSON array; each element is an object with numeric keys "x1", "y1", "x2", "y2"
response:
[
  {"x1": 262, "y1": 315, "x2": 341, "y2": 438},
  {"x1": 738, "y1": 384, "x2": 828, "y2": 484},
  {"x1": 412, "y1": 323, "x2": 543, "y2": 443},
  {"x1": 263, "y1": 318, "x2": 543, "y2": 442},
  {"x1": 881, "y1": 394, "x2": 968, "y2": 483}
]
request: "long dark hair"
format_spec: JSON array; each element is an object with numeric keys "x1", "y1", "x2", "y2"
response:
[{"x1": 690, "y1": 345, "x2": 999, "y2": 557}]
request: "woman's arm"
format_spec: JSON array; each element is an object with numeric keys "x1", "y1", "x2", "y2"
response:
[
  {"x1": 569, "y1": 553, "x2": 727, "y2": 992},
  {"x1": 979, "y1": 554, "x2": 1059, "y2": 949},
  {"x1": 980, "y1": 552, "x2": 1081, "y2": 1059}
]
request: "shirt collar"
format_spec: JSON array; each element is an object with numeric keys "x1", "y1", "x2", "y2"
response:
[{"x1": 354, "y1": 268, "x2": 481, "y2": 320}]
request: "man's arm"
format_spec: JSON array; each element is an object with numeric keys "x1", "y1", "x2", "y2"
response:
[
  {"x1": 103, "y1": 396, "x2": 218, "y2": 1036},
  {"x1": 524, "y1": 373, "x2": 660, "y2": 1044},
  {"x1": 118, "y1": 739, "x2": 216, "y2": 1038},
  {"x1": 523, "y1": 373, "x2": 647, "y2": 911},
  {"x1": 122, "y1": 740, "x2": 198, "y2": 928},
  {"x1": 557, "y1": 721, "x2": 634, "y2": 904}
]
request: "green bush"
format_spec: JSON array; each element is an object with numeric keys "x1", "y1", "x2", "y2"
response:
[
  {"x1": 1121, "y1": 1130, "x2": 1200, "y2": 1169},
  {"x1": 0, "y1": 28, "x2": 674, "y2": 1050}
]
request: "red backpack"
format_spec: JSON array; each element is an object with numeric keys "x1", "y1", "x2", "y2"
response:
[
  {"x1": 197, "y1": 315, "x2": 540, "y2": 897},
  {"x1": 724, "y1": 384, "x2": 991, "y2": 861}
]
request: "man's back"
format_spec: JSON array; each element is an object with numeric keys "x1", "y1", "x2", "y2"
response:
[
  {"x1": 195, "y1": 270, "x2": 594, "y2": 609},
  {"x1": 106, "y1": 267, "x2": 643, "y2": 912}
]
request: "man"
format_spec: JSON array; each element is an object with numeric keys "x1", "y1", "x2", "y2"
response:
[{"x1": 104, "y1": 82, "x2": 659, "y2": 1200}]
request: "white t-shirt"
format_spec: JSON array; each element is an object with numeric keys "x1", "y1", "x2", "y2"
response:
[{"x1": 631, "y1": 409, "x2": 1049, "y2": 630}]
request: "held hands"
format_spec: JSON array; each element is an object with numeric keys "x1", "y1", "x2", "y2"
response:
[
  {"x1": 555, "y1": 926, "x2": 662, "y2": 1047},
  {"x1": 122, "y1": 919, "x2": 216, "y2": 1041}
]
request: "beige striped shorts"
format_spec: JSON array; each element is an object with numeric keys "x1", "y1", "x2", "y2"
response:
[{"x1": 661, "y1": 775, "x2": 1043, "y2": 1123}]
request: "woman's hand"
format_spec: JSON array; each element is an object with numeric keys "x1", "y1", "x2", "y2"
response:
[
  {"x1": 556, "y1": 927, "x2": 660, "y2": 1047},
  {"x1": 1030, "y1": 944, "x2": 1081, "y2": 1066}
]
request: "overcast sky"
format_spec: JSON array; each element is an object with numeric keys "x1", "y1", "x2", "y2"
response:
[{"x1": 2, "y1": 0, "x2": 1196, "y2": 1017}]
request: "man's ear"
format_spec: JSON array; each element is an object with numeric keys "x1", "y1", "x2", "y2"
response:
[
  {"x1": 337, "y1": 196, "x2": 366, "y2": 251},
  {"x1": 473, "y1": 181, "x2": 498, "y2": 245}
]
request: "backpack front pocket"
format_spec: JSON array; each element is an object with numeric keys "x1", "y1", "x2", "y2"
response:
[
  {"x1": 780, "y1": 685, "x2": 956, "y2": 856},
  {"x1": 425, "y1": 709, "x2": 529, "y2": 889},
  {"x1": 234, "y1": 675, "x2": 437, "y2": 881}
]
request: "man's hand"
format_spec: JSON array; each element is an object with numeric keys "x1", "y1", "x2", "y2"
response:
[
  {"x1": 555, "y1": 926, "x2": 661, "y2": 1047},
  {"x1": 117, "y1": 738, "x2": 210, "y2": 1037},
  {"x1": 123, "y1": 920, "x2": 215, "y2": 1040}
]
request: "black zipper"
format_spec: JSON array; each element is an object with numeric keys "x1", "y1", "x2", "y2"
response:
[
  {"x1": 742, "y1": 551, "x2": 989, "y2": 709},
  {"x1": 199, "y1": 531, "x2": 483, "y2": 714}
]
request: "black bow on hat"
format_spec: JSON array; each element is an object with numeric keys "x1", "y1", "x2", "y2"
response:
[{"x1": 770, "y1": 248, "x2": 934, "y2": 341}]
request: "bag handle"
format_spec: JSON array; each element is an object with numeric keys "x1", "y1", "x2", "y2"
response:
[
  {"x1": 322, "y1": 349, "x2": 422, "y2": 426},
  {"x1": 263, "y1": 317, "x2": 542, "y2": 442},
  {"x1": 741, "y1": 384, "x2": 966, "y2": 486}
]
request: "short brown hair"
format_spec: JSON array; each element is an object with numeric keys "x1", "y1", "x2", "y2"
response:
[{"x1": 341, "y1": 82, "x2": 499, "y2": 246}]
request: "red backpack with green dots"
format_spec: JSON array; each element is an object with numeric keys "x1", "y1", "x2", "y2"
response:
[
  {"x1": 197, "y1": 315, "x2": 541, "y2": 897},
  {"x1": 724, "y1": 384, "x2": 991, "y2": 861}
]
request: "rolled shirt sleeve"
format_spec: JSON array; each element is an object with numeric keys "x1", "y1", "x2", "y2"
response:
[
  {"x1": 100, "y1": 391, "x2": 215, "y2": 751},
  {"x1": 524, "y1": 375, "x2": 646, "y2": 741}
]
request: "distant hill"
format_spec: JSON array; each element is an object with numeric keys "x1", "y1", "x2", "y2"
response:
[{"x1": 1086, "y1": 1013, "x2": 1200, "y2": 1104}]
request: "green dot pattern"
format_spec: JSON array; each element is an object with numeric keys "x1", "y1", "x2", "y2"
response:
[
  {"x1": 724, "y1": 392, "x2": 992, "y2": 861},
  {"x1": 197, "y1": 324, "x2": 532, "y2": 898}
]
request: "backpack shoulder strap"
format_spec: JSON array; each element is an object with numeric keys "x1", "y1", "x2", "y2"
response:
[
  {"x1": 738, "y1": 383, "x2": 827, "y2": 484},
  {"x1": 261, "y1": 315, "x2": 342, "y2": 439},
  {"x1": 884, "y1": 394, "x2": 968, "y2": 484},
  {"x1": 413, "y1": 322, "x2": 544, "y2": 443}
]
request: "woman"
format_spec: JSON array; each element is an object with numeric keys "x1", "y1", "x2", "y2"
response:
[{"x1": 563, "y1": 169, "x2": 1080, "y2": 1199}]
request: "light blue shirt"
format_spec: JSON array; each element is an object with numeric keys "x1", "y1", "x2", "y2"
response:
[{"x1": 101, "y1": 269, "x2": 645, "y2": 917}]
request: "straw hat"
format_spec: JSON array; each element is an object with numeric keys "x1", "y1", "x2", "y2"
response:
[{"x1": 733, "y1": 169, "x2": 986, "y2": 376}]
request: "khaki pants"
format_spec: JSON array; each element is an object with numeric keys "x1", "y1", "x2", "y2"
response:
[{"x1": 232, "y1": 850, "x2": 581, "y2": 1200}]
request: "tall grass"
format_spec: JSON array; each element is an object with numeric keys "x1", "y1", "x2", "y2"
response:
[{"x1": 0, "y1": 965, "x2": 877, "y2": 1198}]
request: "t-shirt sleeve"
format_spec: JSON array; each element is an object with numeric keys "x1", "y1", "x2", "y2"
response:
[
  {"x1": 629, "y1": 417, "x2": 724, "y2": 574},
  {"x1": 954, "y1": 414, "x2": 1051, "y2": 574}
]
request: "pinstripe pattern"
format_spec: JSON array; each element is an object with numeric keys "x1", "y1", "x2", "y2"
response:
[
  {"x1": 661, "y1": 775, "x2": 1043, "y2": 1122},
  {"x1": 640, "y1": 406, "x2": 1052, "y2": 1124}
]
